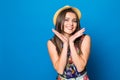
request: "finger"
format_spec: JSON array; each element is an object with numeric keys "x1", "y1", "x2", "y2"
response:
[
  {"x1": 76, "y1": 28, "x2": 85, "y2": 36},
  {"x1": 76, "y1": 28, "x2": 85, "y2": 34},
  {"x1": 52, "y1": 29, "x2": 61, "y2": 37},
  {"x1": 52, "y1": 29, "x2": 58, "y2": 34},
  {"x1": 71, "y1": 28, "x2": 85, "y2": 40},
  {"x1": 52, "y1": 29, "x2": 65, "y2": 41},
  {"x1": 80, "y1": 28, "x2": 85, "y2": 33},
  {"x1": 75, "y1": 28, "x2": 85, "y2": 36}
]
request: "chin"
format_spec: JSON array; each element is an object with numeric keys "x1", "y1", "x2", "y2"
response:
[{"x1": 67, "y1": 32, "x2": 74, "y2": 35}]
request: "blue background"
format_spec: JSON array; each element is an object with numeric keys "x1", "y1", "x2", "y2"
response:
[{"x1": 0, "y1": 0, "x2": 120, "y2": 80}]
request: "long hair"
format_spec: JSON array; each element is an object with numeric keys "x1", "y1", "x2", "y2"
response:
[{"x1": 52, "y1": 8, "x2": 82, "y2": 55}]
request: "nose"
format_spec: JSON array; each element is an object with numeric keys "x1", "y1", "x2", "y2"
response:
[{"x1": 69, "y1": 20, "x2": 73, "y2": 26}]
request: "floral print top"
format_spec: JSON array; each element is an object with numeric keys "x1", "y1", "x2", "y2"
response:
[{"x1": 59, "y1": 47, "x2": 86, "y2": 79}]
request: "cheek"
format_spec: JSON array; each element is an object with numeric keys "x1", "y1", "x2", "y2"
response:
[
  {"x1": 74, "y1": 23, "x2": 77, "y2": 26},
  {"x1": 64, "y1": 21, "x2": 67, "y2": 26},
  {"x1": 74, "y1": 24, "x2": 77, "y2": 29}
]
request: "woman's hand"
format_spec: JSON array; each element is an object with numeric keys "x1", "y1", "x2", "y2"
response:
[
  {"x1": 52, "y1": 29, "x2": 68, "y2": 45},
  {"x1": 69, "y1": 28, "x2": 85, "y2": 43}
]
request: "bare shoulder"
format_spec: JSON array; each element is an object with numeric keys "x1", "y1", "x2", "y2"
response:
[
  {"x1": 47, "y1": 40, "x2": 59, "y2": 63},
  {"x1": 47, "y1": 40, "x2": 53, "y2": 45},
  {"x1": 47, "y1": 40, "x2": 56, "y2": 48},
  {"x1": 80, "y1": 34, "x2": 91, "y2": 46},
  {"x1": 83, "y1": 34, "x2": 91, "y2": 41}
]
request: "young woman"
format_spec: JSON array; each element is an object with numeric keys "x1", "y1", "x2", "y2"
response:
[{"x1": 47, "y1": 5, "x2": 91, "y2": 80}]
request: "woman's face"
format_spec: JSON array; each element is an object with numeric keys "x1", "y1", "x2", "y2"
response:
[{"x1": 63, "y1": 12, "x2": 77, "y2": 35}]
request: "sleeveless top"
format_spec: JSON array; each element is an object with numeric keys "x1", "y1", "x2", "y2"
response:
[
  {"x1": 58, "y1": 46, "x2": 86, "y2": 79},
  {"x1": 50, "y1": 34, "x2": 86, "y2": 79}
]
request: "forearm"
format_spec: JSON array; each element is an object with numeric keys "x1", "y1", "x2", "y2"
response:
[
  {"x1": 69, "y1": 42, "x2": 86, "y2": 72},
  {"x1": 55, "y1": 44, "x2": 68, "y2": 74}
]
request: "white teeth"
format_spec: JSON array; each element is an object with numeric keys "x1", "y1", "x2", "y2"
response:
[{"x1": 67, "y1": 26, "x2": 73, "y2": 30}]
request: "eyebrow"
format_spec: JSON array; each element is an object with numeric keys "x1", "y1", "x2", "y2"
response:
[{"x1": 65, "y1": 17, "x2": 77, "y2": 20}]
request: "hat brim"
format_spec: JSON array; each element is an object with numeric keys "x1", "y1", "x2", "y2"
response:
[{"x1": 53, "y1": 5, "x2": 81, "y2": 25}]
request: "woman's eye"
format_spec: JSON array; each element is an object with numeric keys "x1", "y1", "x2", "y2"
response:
[
  {"x1": 73, "y1": 20, "x2": 77, "y2": 22},
  {"x1": 64, "y1": 19, "x2": 69, "y2": 21}
]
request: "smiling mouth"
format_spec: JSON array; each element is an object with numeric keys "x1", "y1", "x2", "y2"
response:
[{"x1": 66, "y1": 26, "x2": 73, "y2": 30}]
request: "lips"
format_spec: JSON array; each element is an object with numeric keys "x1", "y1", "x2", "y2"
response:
[{"x1": 66, "y1": 26, "x2": 73, "y2": 30}]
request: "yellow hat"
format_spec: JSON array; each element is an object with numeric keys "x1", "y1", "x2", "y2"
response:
[{"x1": 53, "y1": 5, "x2": 81, "y2": 25}]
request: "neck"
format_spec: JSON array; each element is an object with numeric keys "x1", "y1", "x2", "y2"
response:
[{"x1": 63, "y1": 33, "x2": 71, "y2": 39}]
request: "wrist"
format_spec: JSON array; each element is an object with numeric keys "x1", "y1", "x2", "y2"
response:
[
  {"x1": 69, "y1": 41, "x2": 74, "y2": 46},
  {"x1": 63, "y1": 42, "x2": 68, "y2": 48}
]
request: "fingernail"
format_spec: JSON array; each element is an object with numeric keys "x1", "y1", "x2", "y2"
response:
[
  {"x1": 52, "y1": 28, "x2": 54, "y2": 31},
  {"x1": 52, "y1": 29, "x2": 55, "y2": 32},
  {"x1": 83, "y1": 28, "x2": 85, "y2": 30}
]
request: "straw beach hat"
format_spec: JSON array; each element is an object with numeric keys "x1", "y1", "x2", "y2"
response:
[{"x1": 53, "y1": 5, "x2": 81, "y2": 25}]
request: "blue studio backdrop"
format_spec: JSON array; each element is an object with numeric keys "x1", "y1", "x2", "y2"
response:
[{"x1": 0, "y1": 0, "x2": 120, "y2": 80}]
